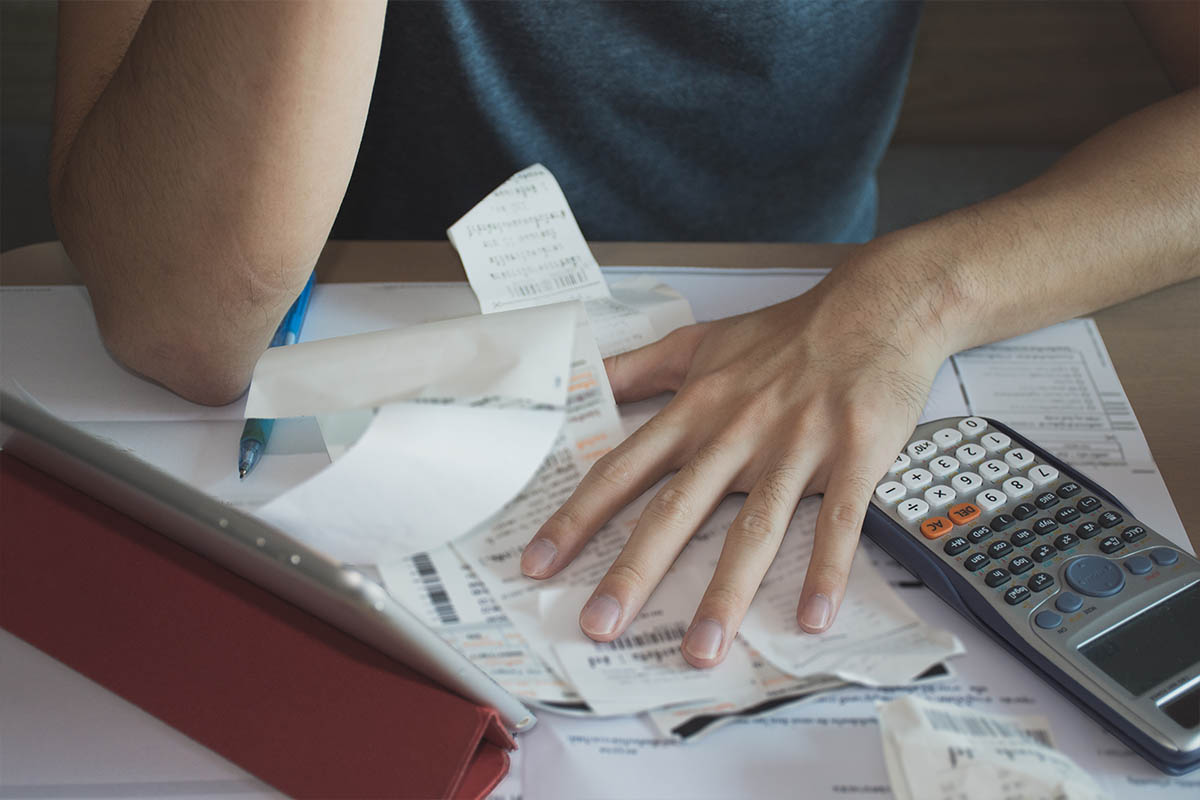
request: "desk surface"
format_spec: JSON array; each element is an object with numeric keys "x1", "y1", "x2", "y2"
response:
[{"x1": 3, "y1": 239, "x2": 1197, "y2": 550}]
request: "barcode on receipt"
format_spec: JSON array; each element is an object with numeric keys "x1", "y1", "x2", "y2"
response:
[
  {"x1": 923, "y1": 708, "x2": 1053, "y2": 747},
  {"x1": 411, "y1": 552, "x2": 460, "y2": 625},
  {"x1": 508, "y1": 269, "x2": 594, "y2": 299},
  {"x1": 598, "y1": 623, "x2": 688, "y2": 652}
]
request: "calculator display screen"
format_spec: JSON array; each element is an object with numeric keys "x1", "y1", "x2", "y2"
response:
[{"x1": 1079, "y1": 583, "x2": 1200, "y2": 697}]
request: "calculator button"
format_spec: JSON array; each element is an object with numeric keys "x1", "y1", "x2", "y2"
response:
[
  {"x1": 889, "y1": 453, "x2": 911, "y2": 474},
  {"x1": 920, "y1": 516, "x2": 953, "y2": 539},
  {"x1": 1035, "y1": 610, "x2": 1063, "y2": 629},
  {"x1": 1099, "y1": 536, "x2": 1125, "y2": 554},
  {"x1": 951, "y1": 472, "x2": 983, "y2": 494},
  {"x1": 1055, "y1": 592, "x2": 1083, "y2": 613},
  {"x1": 1031, "y1": 544, "x2": 1057, "y2": 563},
  {"x1": 979, "y1": 459, "x2": 1010, "y2": 481},
  {"x1": 987, "y1": 541, "x2": 1014, "y2": 560},
  {"x1": 975, "y1": 489, "x2": 1007, "y2": 511},
  {"x1": 929, "y1": 456, "x2": 959, "y2": 478},
  {"x1": 924, "y1": 485, "x2": 957, "y2": 508},
  {"x1": 955, "y1": 444, "x2": 987, "y2": 466},
  {"x1": 981, "y1": 431, "x2": 1011, "y2": 452},
  {"x1": 1009, "y1": 555, "x2": 1034, "y2": 574},
  {"x1": 1055, "y1": 506, "x2": 1080, "y2": 524},
  {"x1": 1012, "y1": 503, "x2": 1037, "y2": 520},
  {"x1": 1028, "y1": 572, "x2": 1055, "y2": 593},
  {"x1": 1032, "y1": 518, "x2": 1059, "y2": 536},
  {"x1": 1004, "y1": 448, "x2": 1035, "y2": 471},
  {"x1": 943, "y1": 536, "x2": 969, "y2": 556},
  {"x1": 964, "y1": 553, "x2": 990, "y2": 572},
  {"x1": 1028, "y1": 464, "x2": 1059, "y2": 486},
  {"x1": 1075, "y1": 521, "x2": 1101, "y2": 540},
  {"x1": 932, "y1": 428, "x2": 964, "y2": 449},
  {"x1": 957, "y1": 416, "x2": 987, "y2": 438},
  {"x1": 1004, "y1": 585, "x2": 1031, "y2": 605},
  {"x1": 1010, "y1": 529, "x2": 1036, "y2": 548},
  {"x1": 901, "y1": 468, "x2": 934, "y2": 491},
  {"x1": 990, "y1": 514, "x2": 1016, "y2": 532},
  {"x1": 1056, "y1": 482, "x2": 1082, "y2": 498},
  {"x1": 898, "y1": 499, "x2": 930, "y2": 522},
  {"x1": 1150, "y1": 548, "x2": 1179, "y2": 566},
  {"x1": 1053, "y1": 533, "x2": 1079, "y2": 552},
  {"x1": 1077, "y1": 496, "x2": 1102, "y2": 514},
  {"x1": 1125, "y1": 556, "x2": 1153, "y2": 575},
  {"x1": 1064, "y1": 556, "x2": 1125, "y2": 597},
  {"x1": 948, "y1": 502, "x2": 981, "y2": 525},
  {"x1": 1034, "y1": 492, "x2": 1059, "y2": 510},
  {"x1": 984, "y1": 568, "x2": 1011, "y2": 587},
  {"x1": 1098, "y1": 511, "x2": 1124, "y2": 529},
  {"x1": 907, "y1": 440, "x2": 938, "y2": 462},
  {"x1": 967, "y1": 526, "x2": 993, "y2": 544},
  {"x1": 874, "y1": 481, "x2": 906, "y2": 504},
  {"x1": 1002, "y1": 477, "x2": 1034, "y2": 498},
  {"x1": 1120, "y1": 525, "x2": 1146, "y2": 543}
]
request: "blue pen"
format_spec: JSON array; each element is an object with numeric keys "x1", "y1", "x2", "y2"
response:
[{"x1": 238, "y1": 272, "x2": 316, "y2": 479}]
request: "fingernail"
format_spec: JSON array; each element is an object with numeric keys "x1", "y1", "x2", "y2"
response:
[
  {"x1": 683, "y1": 618, "x2": 724, "y2": 661},
  {"x1": 521, "y1": 539, "x2": 557, "y2": 577},
  {"x1": 800, "y1": 593, "x2": 831, "y2": 631},
  {"x1": 580, "y1": 594, "x2": 622, "y2": 637}
]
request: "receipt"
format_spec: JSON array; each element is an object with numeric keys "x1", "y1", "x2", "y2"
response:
[
  {"x1": 732, "y1": 498, "x2": 965, "y2": 686},
  {"x1": 878, "y1": 695, "x2": 1110, "y2": 800},
  {"x1": 448, "y1": 164, "x2": 612, "y2": 312}
]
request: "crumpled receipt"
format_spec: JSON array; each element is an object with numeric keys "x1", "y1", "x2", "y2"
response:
[
  {"x1": 247, "y1": 302, "x2": 579, "y2": 564},
  {"x1": 878, "y1": 695, "x2": 1111, "y2": 800}
]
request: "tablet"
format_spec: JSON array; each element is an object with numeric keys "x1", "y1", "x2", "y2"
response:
[{"x1": 0, "y1": 390, "x2": 536, "y2": 734}]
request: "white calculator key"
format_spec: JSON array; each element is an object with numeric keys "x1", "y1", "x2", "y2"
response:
[
  {"x1": 957, "y1": 416, "x2": 988, "y2": 438},
  {"x1": 898, "y1": 498, "x2": 930, "y2": 522},
  {"x1": 924, "y1": 485, "x2": 957, "y2": 508},
  {"x1": 932, "y1": 428, "x2": 963, "y2": 449},
  {"x1": 952, "y1": 472, "x2": 983, "y2": 493},
  {"x1": 955, "y1": 443, "x2": 986, "y2": 466},
  {"x1": 1004, "y1": 448, "x2": 1035, "y2": 471},
  {"x1": 901, "y1": 468, "x2": 933, "y2": 491},
  {"x1": 929, "y1": 455, "x2": 959, "y2": 478},
  {"x1": 906, "y1": 439, "x2": 938, "y2": 462},
  {"x1": 979, "y1": 459, "x2": 1010, "y2": 481},
  {"x1": 889, "y1": 453, "x2": 911, "y2": 474},
  {"x1": 1028, "y1": 463, "x2": 1060, "y2": 486},
  {"x1": 981, "y1": 431, "x2": 1011, "y2": 452},
  {"x1": 975, "y1": 488, "x2": 1008, "y2": 512},
  {"x1": 1002, "y1": 476, "x2": 1034, "y2": 498},
  {"x1": 874, "y1": 481, "x2": 907, "y2": 504}
]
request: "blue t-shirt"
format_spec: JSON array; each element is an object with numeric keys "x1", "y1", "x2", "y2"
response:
[{"x1": 331, "y1": 1, "x2": 921, "y2": 243}]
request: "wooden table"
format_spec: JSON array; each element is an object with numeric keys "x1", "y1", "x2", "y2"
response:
[{"x1": 3, "y1": 239, "x2": 1197, "y2": 550}]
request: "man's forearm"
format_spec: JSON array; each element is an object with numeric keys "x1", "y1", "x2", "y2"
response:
[
  {"x1": 874, "y1": 88, "x2": 1200, "y2": 356},
  {"x1": 51, "y1": 1, "x2": 386, "y2": 404}
]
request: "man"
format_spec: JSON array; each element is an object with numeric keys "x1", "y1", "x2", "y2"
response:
[{"x1": 51, "y1": 1, "x2": 1198, "y2": 668}]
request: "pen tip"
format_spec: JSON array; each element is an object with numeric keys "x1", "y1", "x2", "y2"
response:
[{"x1": 239, "y1": 467, "x2": 247, "y2": 480}]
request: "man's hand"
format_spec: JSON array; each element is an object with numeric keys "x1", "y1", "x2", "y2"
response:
[{"x1": 520, "y1": 250, "x2": 955, "y2": 667}]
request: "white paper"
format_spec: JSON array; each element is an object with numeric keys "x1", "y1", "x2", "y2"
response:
[
  {"x1": 878, "y1": 695, "x2": 1110, "y2": 800},
  {"x1": 448, "y1": 163, "x2": 612, "y2": 312},
  {"x1": 245, "y1": 302, "x2": 577, "y2": 418}
]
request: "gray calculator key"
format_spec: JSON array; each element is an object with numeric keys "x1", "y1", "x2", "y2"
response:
[
  {"x1": 1125, "y1": 555, "x2": 1153, "y2": 575},
  {"x1": 943, "y1": 536, "x2": 969, "y2": 556},
  {"x1": 964, "y1": 553, "x2": 990, "y2": 572},
  {"x1": 1064, "y1": 556, "x2": 1126, "y2": 597},
  {"x1": 1098, "y1": 511, "x2": 1124, "y2": 529},
  {"x1": 1035, "y1": 492, "x2": 1059, "y2": 510},
  {"x1": 1008, "y1": 555, "x2": 1034, "y2": 574},
  {"x1": 967, "y1": 526, "x2": 993, "y2": 544},
  {"x1": 1076, "y1": 521, "x2": 1101, "y2": 540},
  {"x1": 1055, "y1": 592, "x2": 1083, "y2": 613},
  {"x1": 987, "y1": 541, "x2": 1014, "y2": 560},
  {"x1": 1027, "y1": 572, "x2": 1055, "y2": 593},
  {"x1": 1053, "y1": 533, "x2": 1079, "y2": 552},
  {"x1": 1077, "y1": 496, "x2": 1101, "y2": 514},
  {"x1": 1121, "y1": 525, "x2": 1147, "y2": 544},
  {"x1": 1010, "y1": 529, "x2": 1036, "y2": 548},
  {"x1": 984, "y1": 568, "x2": 1011, "y2": 587},
  {"x1": 1013, "y1": 503, "x2": 1037, "y2": 520},
  {"x1": 1004, "y1": 585, "x2": 1031, "y2": 605},
  {"x1": 1031, "y1": 544, "x2": 1056, "y2": 563},
  {"x1": 1099, "y1": 536, "x2": 1125, "y2": 554},
  {"x1": 1151, "y1": 548, "x2": 1179, "y2": 566},
  {"x1": 1035, "y1": 610, "x2": 1063, "y2": 629}
]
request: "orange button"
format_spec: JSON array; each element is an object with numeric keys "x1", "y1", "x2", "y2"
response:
[
  {"x1": 948, "y1": 502, "x2": 981, "y2": 525},
  {"x1": 920, "y1": 516, "x2": 953, "y2": 539}
]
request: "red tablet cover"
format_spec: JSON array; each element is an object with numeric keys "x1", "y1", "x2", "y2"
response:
[{"x1": 0, "y1": 453, "x2": 515, "y2": 799}]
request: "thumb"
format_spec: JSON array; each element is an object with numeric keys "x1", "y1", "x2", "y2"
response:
[{"x1": 604, "y1": 324, "x2": 708, "y2": 403}]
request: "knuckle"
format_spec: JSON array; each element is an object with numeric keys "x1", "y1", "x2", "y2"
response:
[
  {"x1": 606, "y1": 559, "x2": 650, "y2": 591},
  {"x1": 537, "y1": 507, "x2": 581, "y2": 544},
  {"x1": 646, "y1": 485, "x2": 693, "y2": 525},
  {"x1": 588, "y1": 447, "x2": 635, "y2": 490},
  {"x1": 728, "y1": 506, "x2": 779, "y2": 549},
  {"x1": 825, "y1": 499, "x2": 866, "y2": 533},
  {"x1": 805, "y1": 560, "x2": 851, "y2": 593},
  {"x1": 701, "y1": 583, "x2": 749, "y2": 616}
]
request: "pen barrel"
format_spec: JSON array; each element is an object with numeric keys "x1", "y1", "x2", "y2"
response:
[{"x1": 241, "y1": 417, "x2": 274, "y2": 446}]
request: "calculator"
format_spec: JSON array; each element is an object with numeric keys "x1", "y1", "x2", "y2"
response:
[{"x1": 864, "y1": 416, "x2": 1200, "y2": 775}]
